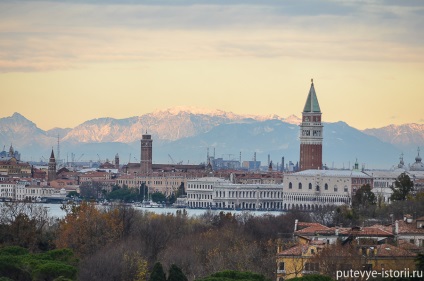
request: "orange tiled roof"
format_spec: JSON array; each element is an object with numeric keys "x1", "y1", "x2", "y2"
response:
[
  {"x1": 376, "y1": 244, "x2": 417, "y2": 257},
  {"x1": 397, "y1": 220, "x2": 424, "y2": 234},
  {"x1": 296, "y1": 223, "x2": 333, "y2": 235},
  {"x1": 278, "y1": 244, "x2": 309, "y2": 256},
  {"x1": 338, "y1": 226, "x2": 393, "y2": 237}
]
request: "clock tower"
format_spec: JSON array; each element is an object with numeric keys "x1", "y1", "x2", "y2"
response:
[
  {"x1": 140, "y1": 132, "x2": 153, "y2": 175},
  {"x1": 299, "y1": 79, "x2": 323, "y2": 171}
]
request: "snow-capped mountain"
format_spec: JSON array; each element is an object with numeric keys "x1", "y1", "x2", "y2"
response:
[
  {"x1": 0, "y1": 109, "x2": 422, "y2": 168},
  {"x1": 362, "y1": 124, "x2": 424, "y2": 149},
  {"x1": 62, "y1": 108, "x2": 295, "y2": 143}
]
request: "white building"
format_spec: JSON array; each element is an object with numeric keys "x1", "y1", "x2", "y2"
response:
[
  {"x1": 213, "y1": 183, "x2": 283, "y2": 210},
  {"x1": 283, "y1": 169, "x2": 372, "y2": 210},
  {"x1": 0, "y1": 181, "x2": 16, "y2": 200},
  {"x1": 15, "y1": 184, "x2": 55, "y2": 201},
  {"x1": 186, "y1": 177, "x2": 230, "y2": 208},
  {"x1": 364, "y1": 170, "x2": 401, "y2": 203}
]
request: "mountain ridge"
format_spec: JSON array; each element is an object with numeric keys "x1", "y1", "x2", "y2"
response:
[{"x1": 0, "y1": 109, "x2": 422, "y2": 169}]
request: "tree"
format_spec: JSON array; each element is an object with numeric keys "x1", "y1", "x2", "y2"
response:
[
  {"x1": 352, "y1": 184, "x2": 376, "y2": 208},
  {"x1": 56, "y1": 202, "x2": 124, "y2": 257},
  {"x1": 196, "y1": 270, "x2": 271, "y2": 281},
  {"x1": 285, "y1": 275, "x2": 334, "y2": 281},
  {"x1": 167, "y1": 264, "x2": 188, "y2": 281},
  {"x1": 0, "y1": 202, "x2": 55, "y2": 251},
  {"x1": 151, "y1": 192, "x2": 166, "y2": 203},
  {"x1": 66, "y1": 191, "x2": 79, "y2": 198},
  {"x1": 150, "y1": 262, "x2": 166, "y2": 281},
  {"x1": 417, "y1": 253, "x2": 424, "y2": 272},
  {"x1": 0, "y1": 246, "x2": 77, "y2": 281},
  {"x1": 390, "y1": 173, "x2": 414, "y2": 201}
]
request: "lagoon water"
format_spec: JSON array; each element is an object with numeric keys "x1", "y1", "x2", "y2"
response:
[{"x1": 40, "y1": 203, "x2": 285, "y2": 219}]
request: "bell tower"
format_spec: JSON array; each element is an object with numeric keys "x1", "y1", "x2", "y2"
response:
[
  {"x1": 140, "y1": 132, "x2": 153, "y2": 175},
  {"x1": 48, "y1": 148, "x2": 57, "y2": 182},
  {"x1": 299, "y1": 79, "x2": 323, "y2": 171}
]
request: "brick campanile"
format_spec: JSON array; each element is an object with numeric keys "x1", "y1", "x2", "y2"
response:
[
  {"x1": 299, "y1": 79, "x2": 323, "y2": 171},
  {"x1": 140, "y1": 132, "x2": 153, "y2": 175},
  {"x1": 48, "y1": 148, "x2": 57, "y2": 182}
]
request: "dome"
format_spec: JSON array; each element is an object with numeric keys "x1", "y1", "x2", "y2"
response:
[{"x1": 410, "y1": 147, "x2": 424, "y2": 171}]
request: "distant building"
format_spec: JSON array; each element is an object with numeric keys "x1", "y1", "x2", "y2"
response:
[
  {"x1": 299, "y1": 79, "x2": 323, "y2": 171},
  {"x1": 0, "y1": 157, "x2": 31, "y2": 177},
  {"x1": 283, "y1": 169, "x2": 373, "y2": 210},
  {"x1": 140, "y1": 133, "x2": 153, "y2": 175},
  {"x1": 213, "y1": 182, "x2": 283, "y2": 210},
  {"x1": 410, "y1": 147, "x2": 424, "y2": 171},
  {"x1": 242, "y1": 160, "x2": 261, "y2": 171},
  {"x1": 48, "y1": 149, "x2": 57, "y2": 182},
  {"x1": 186, "y1": 177, "x2": 230, "y2": 208}
]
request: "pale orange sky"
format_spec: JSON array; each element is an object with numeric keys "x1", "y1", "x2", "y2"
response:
[{"x1": 1, "y1": 1, "x2": 423, "y2": 131}]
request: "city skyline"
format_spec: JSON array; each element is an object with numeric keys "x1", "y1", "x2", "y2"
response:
[{"x1": 1, "y1": 0, "x2": 423, "y2": 131}]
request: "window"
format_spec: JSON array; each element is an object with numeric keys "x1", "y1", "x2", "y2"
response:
[
  {"x1": 299, "y1": 183, "x2": 302, "y2": 189},
  {"x1": 334, "y1": 187, "x2": 338, "y2": 192},
  {"x1": 289, "y1": 182, "x2": 292, "y2": 189},
  {"x1": 309, "y1": 183, "x2": 312, "y2": 190},
  {"x1": 325, "y1": 183, "x2": 328, "y2": 190},
  {"x1": 279, "y1": 262, "x2": 285, "y2": 271}
]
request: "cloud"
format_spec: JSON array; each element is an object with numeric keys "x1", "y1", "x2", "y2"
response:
[{"x1": 0, "y1": 1, "x2": 423, "y2": 72}]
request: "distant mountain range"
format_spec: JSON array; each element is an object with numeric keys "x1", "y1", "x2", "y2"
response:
[{"x1": 0, "y1": 108, "x2": 422, "y2": 169}]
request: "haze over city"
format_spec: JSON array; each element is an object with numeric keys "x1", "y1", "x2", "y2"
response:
[{"x1": 1, "y1": 0, "x2": 423, "y2": 131}]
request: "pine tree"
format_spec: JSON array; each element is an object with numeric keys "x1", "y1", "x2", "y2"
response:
[
  {"x1": 167, "y1": 264, "x2": 187, "y2": 281},
  {"x1": 150, "y1": 262, "x2": 166, "y2": 281},
  {"x1": 390, "y1": 172, "x2": 414, "y2": 201}
]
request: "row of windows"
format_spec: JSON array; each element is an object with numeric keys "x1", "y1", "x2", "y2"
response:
[
  {"x1": 187, "y1": 194, "x2": 212, "y2": 200},
  {"x1": 214, "y1": 190, "x2": 283, "y2": 199},
  {"x1": 187, "y1": 184, "x2": 213, "y2": 190},
  {"x1": 288, "y1": 182, "x2": 348, "y2": 192}
]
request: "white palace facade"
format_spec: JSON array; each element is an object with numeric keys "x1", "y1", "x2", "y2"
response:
[{"x1": 282, "y1": 169, "x2": 372, "y2": 211}]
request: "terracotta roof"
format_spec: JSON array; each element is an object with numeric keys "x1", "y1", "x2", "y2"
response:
[
  {"x1": 278, "y1": 244, "x2": 309, "y2": 256},
  {"x1": 397, "y1": 220, "x2": 424, "y2": 234},
  {"x1": 397, "y1": 239, "x2": 422, "y2": 252},
  {"x1": 338, "y1": 227, "x2": 393, "y2": 237},
  {"x1": 295, "y1": 222, "x2": 334, "y2": 235},
  {"x1": 376, "y1": 244, "x2": 416, "y2": 257}
]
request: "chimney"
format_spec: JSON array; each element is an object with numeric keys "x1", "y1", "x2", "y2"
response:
[
  {"x1": 294, "y1": 219, "x2": 298, "y2": 232},
  {"x1": 394, "y1": 220, "x2": 399, "y2": 235}
]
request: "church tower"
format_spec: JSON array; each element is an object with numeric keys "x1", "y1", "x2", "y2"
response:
[
  {"x1": 140, "y1": 132, "x2": 153, "y2": 175},
  {"x1": 48, "y1": 148, "x2": 57, "y2": 182},
  {"x1": 299, "y1": 79, "x2": 323, "y2": 171},
  {"x1": 115, "y1": 153, "x2": 120, "y2": 169}
]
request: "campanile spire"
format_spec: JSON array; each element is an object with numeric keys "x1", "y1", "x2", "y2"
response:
[{"x1": 299, "y1": 79, "x2": 323, "y2": 171}]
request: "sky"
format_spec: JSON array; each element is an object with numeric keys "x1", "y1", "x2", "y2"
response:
[{"x1": 0, "y1": 0, "x2": 423, "y2": 131}]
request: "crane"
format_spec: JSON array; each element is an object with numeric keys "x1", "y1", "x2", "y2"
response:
[
  {"x1": 168, "y1": 154, "x2": 175, "y2": 164},
  {"x1": 76, "y1": 154, "x2": 84, "y2": 162}
]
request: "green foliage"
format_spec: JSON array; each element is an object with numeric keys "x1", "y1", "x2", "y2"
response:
[
  {"x1": 32, "y1": 262, "x2": 77, "y2": 281},
  {"x1": 167, "y1": 264, "x2": 188, "y2": 281},
  {"x1": 417, "y1": 253, "x2": 424, "y2": 271},
  {"x1": 0, "y1": 245, "x2": 29, "y2": 256},
  {"x1": 0, "y1": 246, "x2": 77, "y2": 281},
  {"x1": 352, "y1": 184, "x2": 376, "y2": 207},
  {"x1": 150, "y1": 262, "x2": 166, "y2": 281},
  {"x1": 106, "y1": 186, "x2": 141, "y2": 202},
  {"x1": 196, "y1": 270, "x2": 271, "y2": 281},
  {"x1": 151, "y1": 192, "x2": 166, "y2": 203},
  {"x1": 66, "y1": 191, "x2": 79, "y2": 198},
  {"x1": 390, "y1": 172, "x2": 414, "y2": 201},
  {"x1": 287, "y1": 274, "x2": 334, "y2": 281}
]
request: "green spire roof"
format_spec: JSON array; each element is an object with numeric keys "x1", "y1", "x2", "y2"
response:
[{"x1": 303, "y1": 79, "x2": 321, "y2": 113}]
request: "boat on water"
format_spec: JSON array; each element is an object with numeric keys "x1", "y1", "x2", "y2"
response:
[{"x1": 141, "y1": 200, "x2": 162, "y2": 208}]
